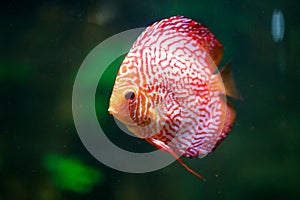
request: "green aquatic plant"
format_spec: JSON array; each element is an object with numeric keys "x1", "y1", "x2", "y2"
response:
[{"x1": 43, "y1": 153, "x2": 104, "y2": 194}]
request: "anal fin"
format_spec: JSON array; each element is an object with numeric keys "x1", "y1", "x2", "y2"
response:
[{"x1": 212, "y1": 101, "x2": 236, "y2": 152}]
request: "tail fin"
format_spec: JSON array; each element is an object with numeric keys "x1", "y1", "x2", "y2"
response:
[{"x1": 220, "y1": 62, "x2": 242, "y2": 99}]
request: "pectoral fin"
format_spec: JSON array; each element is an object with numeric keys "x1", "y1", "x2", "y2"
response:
[{"x1": 147, "y1": 138, "x2": 206, "y2": 181}]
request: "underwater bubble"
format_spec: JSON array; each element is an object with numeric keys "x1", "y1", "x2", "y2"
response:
[{"x1": 271, "y1": 9, "x2": 285, "y2": 42}]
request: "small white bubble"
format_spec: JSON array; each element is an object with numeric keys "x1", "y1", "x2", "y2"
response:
[{"x1": 271, "y1": 9, "x2": 285, "y2": 42}]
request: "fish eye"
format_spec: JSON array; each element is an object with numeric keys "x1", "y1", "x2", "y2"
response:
[{"x1": 124, "y1": 91, "x2": 136, "y2": 100}]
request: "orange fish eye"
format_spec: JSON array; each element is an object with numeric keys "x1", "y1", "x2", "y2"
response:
[{"x1": 124, "y1": 90, "x2": 136, "y2": 101}]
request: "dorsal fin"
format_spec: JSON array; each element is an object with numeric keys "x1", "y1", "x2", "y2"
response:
[
  {"x1": 139, "y1": 16, "x2": 224, "y2": 65},
  {"x1": 168, "y1": 16, "x2": 224, "y2": 65}
]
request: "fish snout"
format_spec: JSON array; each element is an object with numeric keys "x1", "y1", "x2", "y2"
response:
[
  {"x1": 108, "y1": 107, "x2": 113, "y2": 115},
  {"x1": 108, "y1": 106, "x2": 118, "y2": 115}
]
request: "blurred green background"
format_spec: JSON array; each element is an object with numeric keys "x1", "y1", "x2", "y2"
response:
[{"x1": 1, "y1": 0, "x2": 299, "y2": 199}]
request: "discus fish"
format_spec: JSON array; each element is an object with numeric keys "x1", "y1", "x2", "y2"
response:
[{"x1": 108, "y1": 16, "x2": 239, "y2": 180}]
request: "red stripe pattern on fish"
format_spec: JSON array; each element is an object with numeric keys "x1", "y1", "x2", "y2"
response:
[{"x1": 108, "y1": 16, "x2": 238, "y2": 179}]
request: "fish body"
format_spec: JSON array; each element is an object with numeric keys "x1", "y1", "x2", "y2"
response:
[{"x1": 108, "y1": 16, "x2": 237, "y2": 178}]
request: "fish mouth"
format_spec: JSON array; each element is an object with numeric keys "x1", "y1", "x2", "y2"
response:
[{"x1": 108, "y1": 107, "x2": 115, "y2": 115}]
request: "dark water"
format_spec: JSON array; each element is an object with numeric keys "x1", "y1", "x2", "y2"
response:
[{"x1": 1, "y1": 0, "x2": 299, "y2": 199}]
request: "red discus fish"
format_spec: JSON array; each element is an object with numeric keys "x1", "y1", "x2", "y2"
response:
[{"x1": 108, "y1": 16, "x2": 239, "y2": 180}]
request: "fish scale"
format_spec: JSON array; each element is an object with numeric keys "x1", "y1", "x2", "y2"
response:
[
  {"x1": 118, "y1": 47, "x2": 224, "y2": 156},
  {"x1": 109, "y1": 16, "x2": 237, "y2": 179}
]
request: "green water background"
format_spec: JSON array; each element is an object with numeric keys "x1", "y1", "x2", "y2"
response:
[{"x1": 1, "y1": 0, "x2": 299, "y2": 199}]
